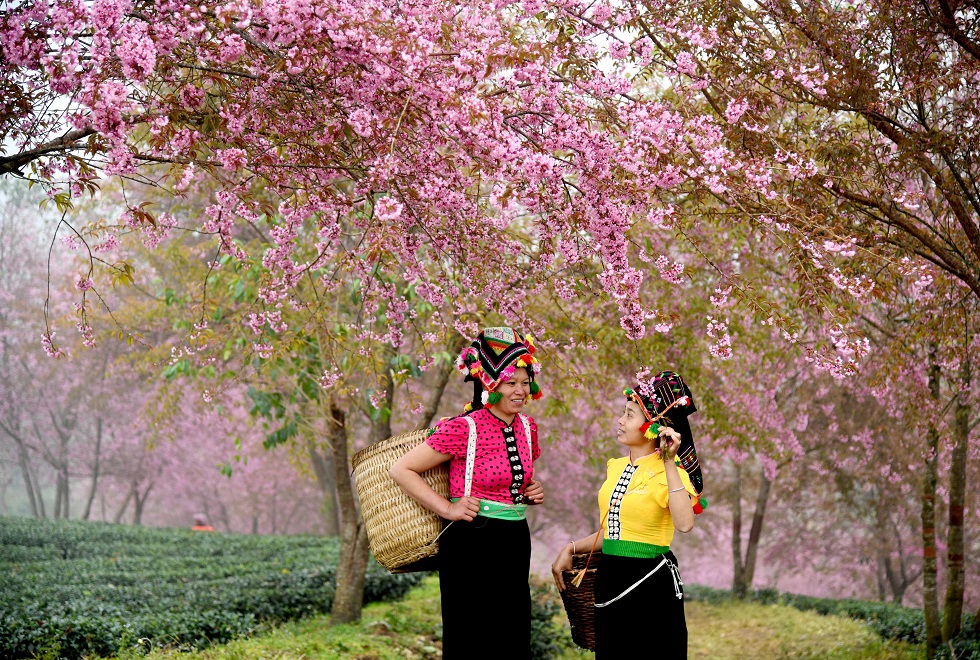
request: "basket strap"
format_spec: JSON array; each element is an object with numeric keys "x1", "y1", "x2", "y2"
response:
[
  {"x1": 464, "y1": 415, "x2": 477, "y2": 497},
  {"x1": 518, "y1": 413, "x2": 532, "y2": 459}
]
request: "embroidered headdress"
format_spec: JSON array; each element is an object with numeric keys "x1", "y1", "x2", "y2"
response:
[
  {"x1": 456, "y1": 327, "x2": 542, "y2": 411},
  {"x1": 624, "y1": 370, "x2": 706, "y2": 514}
]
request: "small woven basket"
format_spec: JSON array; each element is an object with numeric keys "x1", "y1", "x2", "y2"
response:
[
  {"x1": 351, "y1": 428, "x2": 449, "y2": 574},
  {"x1": 560, "y1": 552, "x2": 602, "y2": 651}
]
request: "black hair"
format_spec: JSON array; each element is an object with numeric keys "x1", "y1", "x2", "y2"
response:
[{"x1": 468, "y1": 378, "x2": 484, "y2": 413}]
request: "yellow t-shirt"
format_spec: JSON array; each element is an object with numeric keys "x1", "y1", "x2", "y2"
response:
[{"x1": 598, "y1": 453, "x2": 697, "y2": 547}]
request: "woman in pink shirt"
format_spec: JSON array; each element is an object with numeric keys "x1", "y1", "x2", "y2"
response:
[{"x1": 391, "y1": 327, "x2": 545, "y2": 659}]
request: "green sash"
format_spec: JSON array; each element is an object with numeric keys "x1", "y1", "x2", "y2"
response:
[
  {"x1": 602, "y1": 538, "x2": 670, "y2": 558},
  {"x1": 451, "y1": 498, "x2": 528, "y2": 521}
]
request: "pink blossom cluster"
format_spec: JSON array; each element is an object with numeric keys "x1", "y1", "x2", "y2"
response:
[
  {"x1": 41, "y1": 331, "x2": 66, "y2": 358},
  {"x1": 655, "y1": 255, "x2": 685, "y2": 284},
  {"x1": 706, "y1": 316, "x2": 733, "y2": 360}
]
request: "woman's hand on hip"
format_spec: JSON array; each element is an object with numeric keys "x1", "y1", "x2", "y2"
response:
[
  {"x1": 444, "y1": 496, "x2": 480, "y2": 522},
  {"x1": 524, "y1": 479, "x2": 544, "y2": 505}
]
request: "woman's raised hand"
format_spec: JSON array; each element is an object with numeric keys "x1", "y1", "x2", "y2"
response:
[
  {"x1": 444, "y1": 496, "x2": 480, "y2": 522},
  {"x1": 659, "y1": 426, "x2": 682, "y2": 460}
]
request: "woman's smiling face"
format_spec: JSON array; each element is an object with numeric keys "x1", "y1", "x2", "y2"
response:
[{"x1": 494, "y1": 367, "x2": 531, "y2": 417}]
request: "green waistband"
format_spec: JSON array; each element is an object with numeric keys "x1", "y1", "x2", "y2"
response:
[
  {"x1": 602, "y1": 538, "x2": 670, "y2": 558},
  {"x1": 451, "y1": 498, "x2": 528, "y2": 520}
]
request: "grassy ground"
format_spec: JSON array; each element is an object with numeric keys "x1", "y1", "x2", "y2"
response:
[
  {"x1": 686, "y1": 599, "x2": 921, "y2": 660},
  {"x1": 104, "y1": 576, "x2": 922, "y2": 660}
]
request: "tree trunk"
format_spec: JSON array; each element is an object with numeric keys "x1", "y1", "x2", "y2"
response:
[
  {"x1": 732, "y1": 462, "x2": 771, "y2": 598},
  {"x1": 742, "y1": 473, "x2": 771, "y2": 589},
  {"x1": 308, "y1": 439, "x2": 341, "y2": 536},
  {"x1": 54, "y1": 469, "x2": 64, "y2": 519},
  {"x1": 325, "y1": 402, "x2": 370, "y2": 624},
  {"x1": 82, "y1": 418, "x2": 103, "y2": 520},
  {"x1": 56, "y1": 466, "x2": 69, "y2": 519},
  {"x1": 0, "y1": 340, "x2": 42, "y2": 517},
  {"x1": 922, "y1": 348, "x2": 943, "y2": 659},
  {"x1": 114, "y1": 486, "x2": 134, "y2": 524},
  {"x1": 876, "y1": 499, "x2": 889, "y2": 602},
  {"x1": 328, "y1": 346, "x2": 394, "y2": 621},
  {"x1": 731, "y1": 462, "x2": 746, "y2": 598},
  {"x1": 881, "y1": 547, "x2": 913, "y2": 605},
  {"x1": 14, "y1": 437, "x2": 41, "y2": 518},
  {"x1": 33, "y1": 464, "x2": 46, "y2": 518},
  {"x1": 214, "y1": 491, "x2": 232, "y2": 531},
  {"x1": 132, "y1": 482, "x2": 153, "y2": 526},
  {"x1": 942, "y1": 355, "x2": 970, "y2": 642},
  {"x1": 0, "y1": 420, "x2": 46, "y2": 518},
  {"x1": 271, "y1": 479, "x2": 279, "y2": 534},
  {"x1": 880, "y1": 527, "x2": 918, "y2": 605},
  {"x1": 890, "y1": 516, "x2": 921, "y2": 605},
  {"x1": 63, "y1": 469, "x2": 70, "y2": 518}
]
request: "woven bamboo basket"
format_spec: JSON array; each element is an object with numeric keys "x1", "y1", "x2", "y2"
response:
[
  {"x1": 351, "y1": 428, "x2": 449, "y2": 574},
  {"x1": 560, "y1": 552, "x2": 602, "y2": 651}
]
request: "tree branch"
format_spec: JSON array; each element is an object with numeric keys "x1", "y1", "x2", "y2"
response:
[{"x1": 0, "y1": 128, "x2": 97, "y2": 176}]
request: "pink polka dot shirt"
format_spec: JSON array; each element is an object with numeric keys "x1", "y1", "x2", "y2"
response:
[{"x1": 426, "y1": 408, "x2": 540, "y2": 503}]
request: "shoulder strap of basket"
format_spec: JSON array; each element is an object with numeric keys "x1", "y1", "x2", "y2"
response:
[
  {"x1": 464, "y1": 415, "x2": 477, "y2": 497},
  {"x1": 519, "y1": 413, "x2": 533, "y2": 459}
]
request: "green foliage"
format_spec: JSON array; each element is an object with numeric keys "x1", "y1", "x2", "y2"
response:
[
  {"x1": 0, "y1": 516, "x2": 422, "y2": 660},
  {"x1": 684, "y1": 582, "x2": 976, "y2": 650},
  {"x1": 529, "y1": 583, "x2": 568, "y2": 660},
  {"x1": 935, "y1": 616, "x2": 980, "y2": 660}
]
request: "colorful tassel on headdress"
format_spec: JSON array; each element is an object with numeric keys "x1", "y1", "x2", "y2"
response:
[
  {"x1": 525, "y1": 334, "x2": 536, "y2": 354},
  {"x1": 516, "y1": 358, "x2": 528, "y2": 368},
  {"x1": 487, "y1": 391, "x2": 502, "y2": 406},
  {"x1": 529, "y1": 380, "x2": 543, "y2": 400},
  {"x1": 463, "y1": 402, "x2": 473, "y2": 412},
  {"x1": 643, "y1": 422, "x2": 661, "y2": 440}
]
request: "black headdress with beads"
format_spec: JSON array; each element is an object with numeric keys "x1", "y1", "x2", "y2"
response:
[{"x1": 624, "y1": 370, "x2": 706, "y2": 514}]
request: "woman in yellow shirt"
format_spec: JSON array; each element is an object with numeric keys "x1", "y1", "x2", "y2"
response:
[{"x1": 551, "y1": 371, "x2": 704, "y2": 658}]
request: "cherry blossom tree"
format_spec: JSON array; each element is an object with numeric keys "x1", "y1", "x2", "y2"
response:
[{"x1": 4, "y1": 0, "x2": 980, "y2": 639}]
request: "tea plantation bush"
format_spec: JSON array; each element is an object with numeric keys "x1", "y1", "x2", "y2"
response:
[{"x1": 0, "y1": 516, "x2": 422, "y2": 659}]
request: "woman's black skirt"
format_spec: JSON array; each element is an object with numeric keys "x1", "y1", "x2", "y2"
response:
[
  {"x1": 594, "y1": 551, "x2": 687, "y2": 658},
  {"x1": 438, "y1": 516, "x2": 531, "y2": 659}
]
